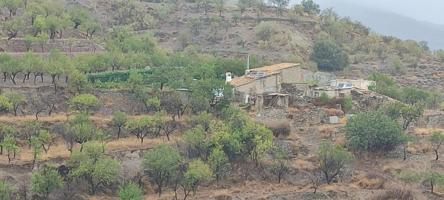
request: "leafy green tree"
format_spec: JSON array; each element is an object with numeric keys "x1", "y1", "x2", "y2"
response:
[
  {"x1": 20, "y1": 52, "x2": 43, "y2": 83},
  {"x1": 112, "y1": 111, "x2": 128, "y2": 139},
  {"x1": 34, "y1": 33, "x2": 48, "y2": 52},
  {"x1": 2, "y1": 17, "x2": 23, "y2": 39},
  {"x1": 189, "y1": 112, "x2": 213, "y2": 132},
  {"x1": 68, "y1": 94, "x2": 100, "y2": 113},
  {"x1": 67, "y1": 113, "x2": 97, "y2": 151},
  {"x1": 1, "y1": 134, "x2": 18, "y2": 163},
  {"x1": 214, "y1": 0, "x2": 225, "y2": 17},
  {"x1": 30, "y1": 135, "x2": 42, "y2": 169},
  {"x1": 43, "y1": 15, "x2": 72, "y2": 39},
  {"x1": 1, "y1": 0, "x2": 21, "y2": 16},
  {"x1": 0, "y1": 180, "x2": 15, "y2": 200},
  {"x1": 181, "y1": 159, "x2": 213, "y2": 200},
  {"x1": 317, "y1": 141, "x2": 354, "y2": 184},
  {"x1": 46, "y1": 49, "x2": 69, "y2": 92},
  {"x1": 400, "y1": 103, "x2": 424, "y2": 130},
  {"x1": 21, "y1": 120, "x2": 42, "y2": 145},
  {"x1": 430, "y1": 131, "x2": 444, "y2": 161},
  {"x1": 31, "y1": 165, "x2": 63, "y2": 199},
  {"x1": 142, "y1": 144, "x2": 181, "y2": 197},
  {"x1": 4, "y1": 91, "x2": 24, "y2": 116},
  {"x1": 423, "y1": 171, "x2": 444, "y2": 194},
  {"x1": 118, "y1": 182, "x2": 143, "y2": 200},
  {"x1": 346, "y1": 111, "x2": 403, "y2": 152},
  {"x1": 37, "y1": 129, "x2": 55, "y2": 153},
  {"x1": 67, "y1": 70, "x2": 91, "y2": 94},
  {"x1": 208, "y1": 146, "x2": 230, "y2": 182},
  {"x1": 0, "y1": 95, "x2": 12, "y2": 113},
  {"x1": 301, "y1": 0, "x2": 320, "y2": 14},
  {"x1": 401, "y1": 86, "x2": 429, "y2": 105},
  {"x1": 368, "y1": 73, "x2": 401, "y2": 99},
  {"x1": 68, "y1": 6, "x2": 90, "y2": 29},
  {"x1": 183, "y1": 125, "x2": 209, "y2": 159},
  {"x1": 269, "y1": 146, "x2": 290, "y2": 183},
  {"x1": 125, "y1": 116, "x2": 157, "y2": 144},
  {"x1": 0, "y1": 124, "x2": 15, "y2": 155},
  {"x1": 68, "y1": 141, "x2": 120, "y2": 194},
  {"x1": 81, "y1": 20, "x2": 101, "y2": 39},
  {"x1": 311, "y1": 38, "x2": 349, "y2": 71}
]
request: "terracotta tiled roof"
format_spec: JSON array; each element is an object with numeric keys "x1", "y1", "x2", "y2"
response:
[
  {"x1": 251, "y1": 63, "x2": 299, "y2": 73},
  {"x1": 229, "y1": 63, "x2": 299, "y2": 87},
  {"x1": 230, "y1": 76, "x2": 255, "y2": 87}
]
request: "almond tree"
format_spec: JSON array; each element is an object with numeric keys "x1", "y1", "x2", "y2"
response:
[
  {"x1": 317, "y1": 141, "x2": 354, "y2": 184},
  {"x1": 430, "y1": 131, "x2": 444, "y2": 160}
]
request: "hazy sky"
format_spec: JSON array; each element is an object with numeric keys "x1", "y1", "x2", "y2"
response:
[{"x1": 292, "y1": 0, "x2": 444, "y2": 25}]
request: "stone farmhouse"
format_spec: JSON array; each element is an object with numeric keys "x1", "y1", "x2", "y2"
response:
[{"x1": 228, "y1": 63, "x2": 374, "y2": 110}]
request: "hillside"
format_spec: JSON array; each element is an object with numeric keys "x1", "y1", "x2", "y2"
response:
[
  {"x1": 68, "y1": 0, "x2": 444, "y2": 92},
  {"x1": 1, "y1": 1, "x2": 444, "y2": 200}
]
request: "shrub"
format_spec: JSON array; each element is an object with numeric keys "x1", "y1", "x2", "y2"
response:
[
  {"x1": 319, "y1": 92, "x2": 330, "y2": 104},
  {"x1": 119, "y1": 182, "x2": 143, "y2": 200},
  {"x1": 345, "y1": 111, "x2": 403, "y2": 152},
  {"x1": 255, "y1": 22, "x2": 278, "y2": 41},
  {"x1": 311, "y1": 39, "x2": 349, "y2": 71},
  {"x1": 373, "y1": 188, "x2": 414, "y2": 200},
  {"x1": 263, "y1": 120, "x2": 291, "y2": 138},
  {"x1": 341, "y1": 97, "x2": 353, "y2": 113},
  {"x1": 0, "y1": 95, "x2": 12, "y2": 113}
]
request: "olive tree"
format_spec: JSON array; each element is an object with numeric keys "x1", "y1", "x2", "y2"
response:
[
  {"x1": 4, "y1": 91, "x2": 25, "y2": 116},
  {"x1": 311, "y1": 38, "x2": 349, "y2": 71},
  {"x1": 317, "y1": 141, "x2": 354, "y2": 184},
  {"x1": 345, "y1": 111, "x2": 403, "y2": 152}
]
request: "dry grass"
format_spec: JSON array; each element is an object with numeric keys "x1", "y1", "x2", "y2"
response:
[
  {"x1": 414, "y1": 128, "x2": 444, "y2": 136},
  {"x1": 0, "y1": 135, "x2": 178, "y2": 165},
  {"x1": 353, "y1": 172, "x2": 385, "y2": 189}
]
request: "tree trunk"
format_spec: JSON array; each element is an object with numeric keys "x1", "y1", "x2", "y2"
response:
[
  {"x1": 435, "y1": 149, "x2": 439, "y2": 160},
  {"x1": 117, "y1": 126, "x2": 121, "y2": 139},
  {"x1": 10, "y1": 73, "x2": 17, "y2": 85}
]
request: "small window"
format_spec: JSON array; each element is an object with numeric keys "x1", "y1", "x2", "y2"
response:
[{"x1": 339, "y1": 93, "x2": 345, "y2": 97}]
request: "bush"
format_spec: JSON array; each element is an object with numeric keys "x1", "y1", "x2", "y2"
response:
[
  {"x1": 373, "y1": 188, "x2": 414, "y2": 200},
  {"x1": 311, "y1": 39, "x2": 349, "y2": 71},
  {"x1": 87, "y1": 68, "x2": 152, "y2": 83},
  {"x1": 319, "y1": 92, "x2": 330, "y2": 104},
  {"x1": 0, "y1": 95, "x2": 12, "y2": 113},
  {"x1": 346, "y1": 111, "x2": 403, "y2": 152},
  {"x1": 119, "y1": 182, "x2": 143, "y2": 200},
  {"x1": 263, "y1": 120, "x2": 291, "y2": 138},
  {"x1": 341, "y1": 97, "x2": 353, "y2": 113},
  {"x1": 255, "y1": 22, "x2": 278, "y2": 41}
]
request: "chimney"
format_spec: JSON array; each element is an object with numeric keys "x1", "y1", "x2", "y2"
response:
[{"x1": 225, "y1": 72, "x2": 232, "y2": 83}]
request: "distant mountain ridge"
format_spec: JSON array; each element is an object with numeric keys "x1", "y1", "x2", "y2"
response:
[{"x1": 293, "y1": 0, "x2": 444, "y2": 50}]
